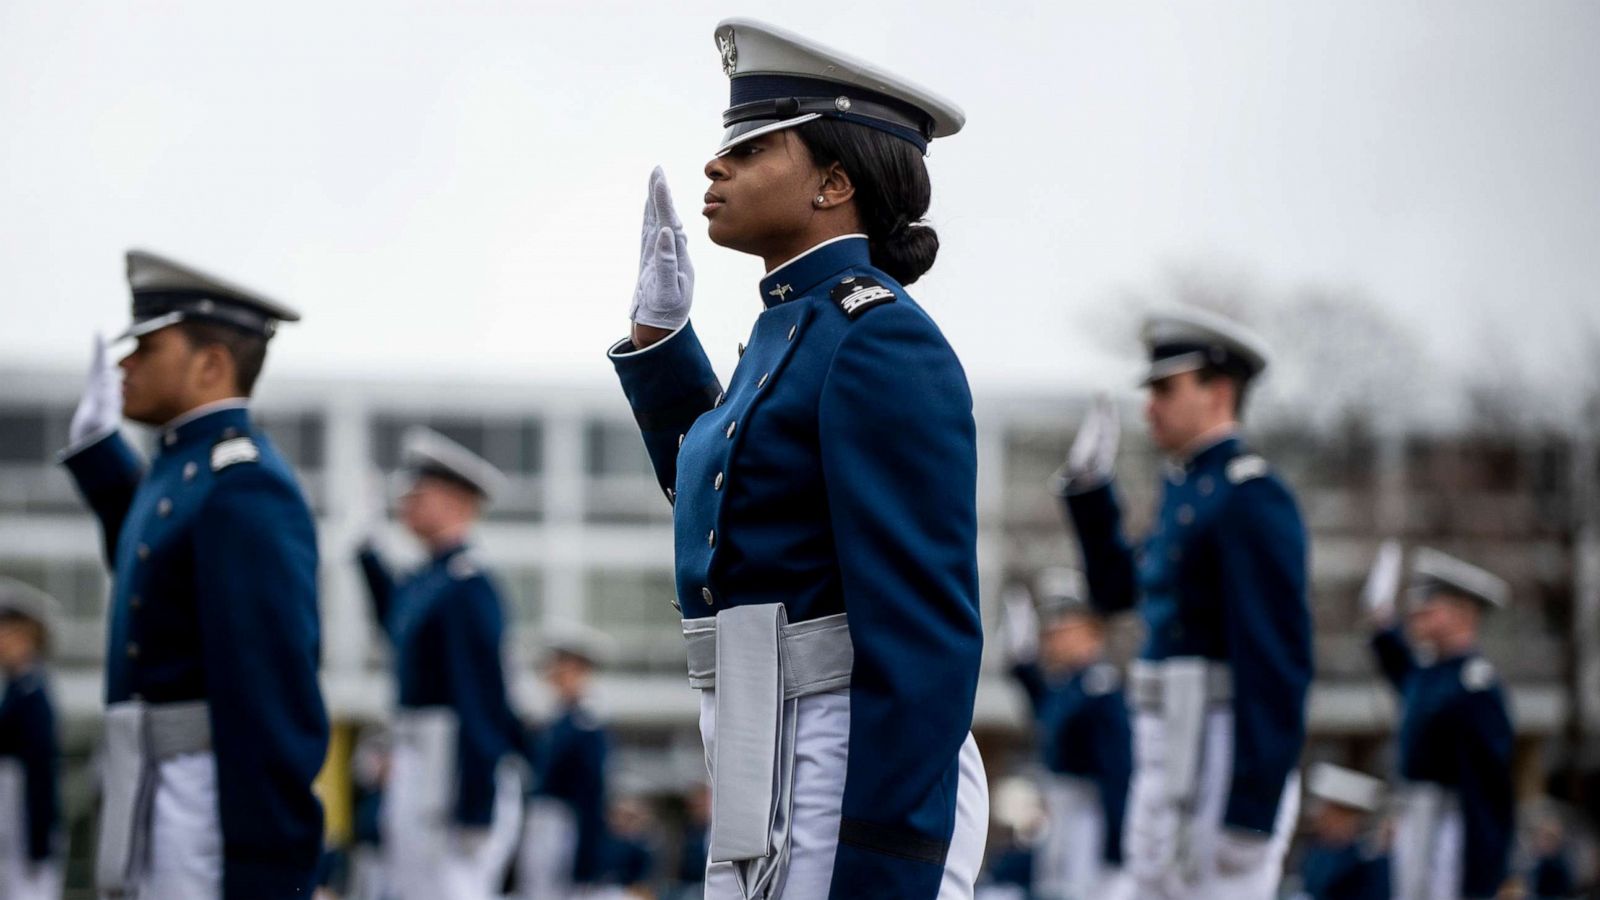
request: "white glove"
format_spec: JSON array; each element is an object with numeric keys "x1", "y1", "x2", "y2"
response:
[
  {"x1": 999, "y1": 585, "x2": 1039, "y2": 663},
  {"x1": 68, "y1": 333, "x2": 121, "y2": 447},
  {"x1": 1213, "y1": 828, "x2": 1272, "y2": 877},
  {"x1": 1362, "y1": 539, "x2": 1405, "y2": 627},
  {"x1": 629, "y1": 166, "x2": 694, "y2": 330},
  {"x1": 1051, "y1": 394, "x2": 1120, "y2": 494}
]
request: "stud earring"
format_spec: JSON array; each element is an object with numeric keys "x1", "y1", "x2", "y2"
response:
[{"x1": 815, "y1": 195, "x2": 827, "y2": 206}]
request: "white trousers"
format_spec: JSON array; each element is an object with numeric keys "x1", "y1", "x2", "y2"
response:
[
  {"x1": 1033, "y1": 774, "x2": 1131, "y2": 900},
  {"x1": 0, "y1": 760, "x2": 62, "y2": 900},
  {"x1": 1125, "y1": 710, "x2": 1298, "y2": 900},
  {"x1": 1393, "y1": 784, "x2": 1465, "y2": 900},
  {"x1": 114, "y1": 752, "x2": 224, "y2": 900},
  {"x1": 698, "y1": 689, "x2": 988, "y2": 900},
  {"x1": 517, "y1": 796, "x2": 578, "y2": 899},
  {"x1": 383, "y1": 745, "x2": 523, "y2": 900}
]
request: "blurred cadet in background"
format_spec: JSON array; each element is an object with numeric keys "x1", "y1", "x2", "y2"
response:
[
  {"x1": 1526, "y1": 814, "x2": 1578, "y2": 900},
  {"x1": 663, "y1": 784, "x2": 710, "y2": 900},
  {"x1": 974, "y1": 778, "x2": 1046, "y2": 900},
  {"x1": 1292, "y1": 762, "x2": 1390, "y2": 900},
  {"x1": 609, "y1": 16, "x2": 985, "y2": 898},
  {"x1": 61, "y1": 249, "x2": 328, "y2": 898},
  {"x1": 358, "y1": 426, "x2": 524, "y2": 900},
  {"x1": 0, "y1": 579, "x2": 62, "y2": 900},
  {"x1": 1000, "y1": 570, "x2": 1131, "y2": 900},
  {"x1": 345, "y1": 728, "x2": 393, "y2": 900},
  {"x1": 518, "y1": 626, "x2": 613, "y2": 899},
  {"x1": 1364, "y1": 541, "x2": 1515, "y2": 900},
  {"x1": 601, "y1": 795, "x2": 658, "y2": 898},
  {"x1": 1055, "y1": 307, "x2": 1311, "y2": 899}
]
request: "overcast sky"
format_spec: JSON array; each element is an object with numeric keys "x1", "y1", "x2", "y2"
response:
[{"x1": 3, "y1": 1, "x2": 1597, "y2": 403}]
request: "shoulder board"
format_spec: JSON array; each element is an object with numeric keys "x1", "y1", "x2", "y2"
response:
[
  {"x1": 1462, "y1": 657, "x2": 1496, "y2": 692},
  {"x1": 447, "y1": 554, "x2": 480, "y2": 581},
  {"x1": 211, "y1": 436, "x2": 260, "y2": 472},
  {"x1": 831, "y1": 275, "x2": 896, "y2": 319},
  {"x1": 1082, "y1": 663, "x2": 1119, "y2": 697},
  {"x1": 1226, "y1": 454, "x2": 1269, "y2": 485}
]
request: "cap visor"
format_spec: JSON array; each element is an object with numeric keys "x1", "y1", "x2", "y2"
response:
[
  {"x1": 717, "y1": 113, "x2": 821, "y2": 155},
  {"x1": 113, "y1": 311, "x2": 187, "y2": 342},
  {"x1": 1139, "y1": 351, "x2": 1207, "y2": 386}
]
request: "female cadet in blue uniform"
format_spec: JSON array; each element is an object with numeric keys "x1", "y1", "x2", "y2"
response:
[
  {"x1": 607, "y1": 18, "x2": 986, "y2": 900},
  {"x1": 1362, "y1": 542, "x2": 1515, "y2": 900},
  {"x1": 60, "y1": 249, "x2": 328, "y2": 899},
  {"x1": 1055, "y1": 308, "x2": 1312, "y2": 900},
  {"x1": 1294, "y1": 763, "x2": 1390, "y2": 900},
  {"x1": 0, "y1": 579, "x2": 61, "y2": 900},
  {"x1": 1000, "y1": 573, "x2": 1131, "y2": 900},
  {"x1": 358, "y1": 427, "x2": 524, "y2": 900}
]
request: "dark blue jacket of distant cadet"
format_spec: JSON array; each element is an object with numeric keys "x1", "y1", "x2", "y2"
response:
[
  {"x1": 1009, "y1": 660, "x2": 1131, "y2": 865},
  {"x1": 528, "y1": 703, "x2": 610, "y2": 884},
  {"x1": 359, "y1": 543, "x2": 522, "y2": 827},
  {"x1": 0, "y1": 669, "x2": 59, "y2": 863},
  {"x1": 609, "y1": 236, "x2": 982, "y2": 898},
  {"x1": 1372, "y1": 626, "x2": 1514, "y2": 898},
  {"x1": 1063, "y1": 435, "x2": 1311, "y2": 835},
  {"x1": 62, "y1": 407, "x2": 328, "y2": 898},
  {"x1": 1300, "y1": 840, "x2": 1390, "y2": 900}
]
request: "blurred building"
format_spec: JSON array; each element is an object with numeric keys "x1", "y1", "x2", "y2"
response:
[{"x1": 3, "y1": 364, "x2": 1597, "y2": 869}]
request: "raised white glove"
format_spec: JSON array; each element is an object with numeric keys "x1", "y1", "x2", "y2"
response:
[
  {"x1": 629, "y1": 166, "x2": 694, "y2": 331},
  {"x1": 68, "y1": 333, "x2": 121, "y2": 447},
  {"x1": 1362, "y1": 539, "x2": 1404, "y2": 627},
  {"x1": 1051, "y1": 394, "x2": 1120, "y2": 494},
  {"x1": 1000, "y1": 585, "x2": 1039, "y2": 664},
  {"x1": 1213, "y1": 828, "x2": 1272, "y2": 876}
]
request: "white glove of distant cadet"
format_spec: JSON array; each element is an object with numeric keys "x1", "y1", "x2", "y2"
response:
[
  {"x1": 1362, "y1": 539, "x2": 1404, "y2": 628},
  {"x1": 68, "y1": 333, "x2": 121, "y2": 447},
  {"x1": 1051, "y1": 394, "x2": 1120, "y2": 494},
  {"x1": 1213, "y1": 828, "x2": 1272, "y2": 877},
  {"x1": 1000, "y1": 585, "x2": 1040, "y2": 664},
  {"x1": 629, "y1": 166, "x2": 694, "y2": 331}
]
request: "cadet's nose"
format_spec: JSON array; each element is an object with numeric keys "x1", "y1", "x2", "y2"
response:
[{"x1": 704, "y1": 155, "x2": 729, "y2": 181}]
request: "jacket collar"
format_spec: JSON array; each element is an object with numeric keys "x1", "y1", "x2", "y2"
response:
[
  {"x1": 158, "y1": 400, "x2": 251, "y2": 454},
  {"x1": 1183, "y1": 432, "x2": 1242, "y2": 474},
  {"x1": 758, "y1": 235, "x2": 870, "y2": 308}
]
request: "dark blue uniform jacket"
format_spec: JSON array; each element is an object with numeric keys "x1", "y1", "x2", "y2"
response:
[
  {"x1": 358, "y1": 543, "x2": 522, "y2": 827},
  {"x1": 530, "y1": 703, "x2": 609, "y2": 884},
  {"x1": 609, "y1": 236, "x2": 983, "y2": 898},
  {"x1": 0, "y1": 669, "x2": 59, "y2": 863},
  {"x1": 1300, "y1": 840, "x2": 1389, "y2": 900},
  {"x1": 1063, "y1": 435, "x2": 1311, "y2": 834},
  {"x1": 1009, "y1": 661, "x2": 1131, "y2": 864},
  {"x1": 1373, "y1": 627, "x2": 1514, "y2": 898},
  {"x1": 63, "y1": 407, "x2": 328, "y2": 898}
]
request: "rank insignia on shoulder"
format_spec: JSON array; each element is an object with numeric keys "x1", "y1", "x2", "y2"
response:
[
  {"x1": 1462, "y1": 657, "x2": 1496, "y2": 691},
  {"x1": 211, "y1": 436, "x2": 260, "y2": 471},
  {"x1": 831, "y1": 275, "x2": 896, "y2": 319},
  {"x1": 1083, "y1": 663, "x2": 1119, "y2": 696},
  {"x1": 448, "y1": 554, "x2": 480, "y2": 580},
  {"x1": 1226, "y1": 454, "x2": 1269, "y2": 484}
]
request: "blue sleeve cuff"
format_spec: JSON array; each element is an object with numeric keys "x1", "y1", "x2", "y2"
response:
[
  {"x1": 59, "y1": 429, "x2": 141, "y2": 493},
  {"x1": 608, "y1": 321, "x2": 721, "y2": 434}
]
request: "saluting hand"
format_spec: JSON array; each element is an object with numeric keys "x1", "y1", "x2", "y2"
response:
[
  {"x1": 68, "y1": 332, "x2": 122, "y2": 447},
  {"x1": 1362, "y1": 539, "x2": 1404, "y2": 628},
  {"x1": 1051, "y1": 394, "x2": 1120, "y2": 494},
  {"x1": 630, "y1": 166, "x2": 695, "y2": 333}
]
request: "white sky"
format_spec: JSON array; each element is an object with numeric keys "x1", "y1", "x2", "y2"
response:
[{"x1": 3, "y1": 1, "x2": 1597, "y2": 400}]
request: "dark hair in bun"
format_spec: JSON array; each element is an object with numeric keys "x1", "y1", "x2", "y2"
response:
[{"x1": 795, "y1": 118, "x2": 938, "y2": 285}]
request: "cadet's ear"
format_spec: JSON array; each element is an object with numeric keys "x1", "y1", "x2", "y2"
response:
[
  {"x1": 195, "y1": 342, "x2": 240, "y2": 394},
  {"x1": 817, "y1": 161, "x2": 855, "y2": 209}
]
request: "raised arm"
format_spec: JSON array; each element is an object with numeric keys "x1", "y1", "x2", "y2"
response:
[
  {"x1": 355, "y1": 545, "x2": 399, "y2": 638},
  {"x1": 193, "y1": 465, "x2": 329, "y2": 898},
  {"x1": 1370, "y1": 626, "x2": 1419, "y2": 692}
]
